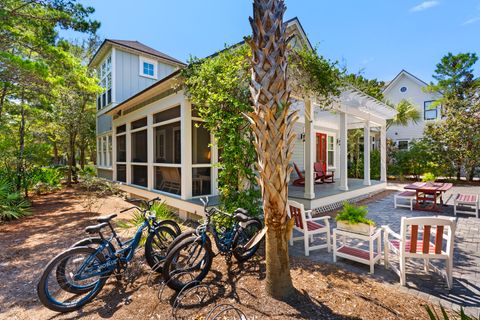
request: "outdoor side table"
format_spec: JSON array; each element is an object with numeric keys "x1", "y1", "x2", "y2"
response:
[{"x1": 333, "y1": 228, "x2": 382, "y2": 274}]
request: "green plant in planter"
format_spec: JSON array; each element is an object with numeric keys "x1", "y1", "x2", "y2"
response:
[
  {"x1": 422, "y1": 172, "x2": 436, "y2": 182},
  {"x1": 336, "y1": 202, "x2": 375, "y2": 226}
]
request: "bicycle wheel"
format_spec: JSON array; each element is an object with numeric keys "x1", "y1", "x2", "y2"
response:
[
  {"x1": 167, "y1": 230, "x2": 196, "y2": 254},
  {"x1": 232, "y1": 219, "x2": 263, "y2": 262},
  {"x1": 158, "y1": 219, "x2": 182, "y2": 237},
  {"x1": 162, "y1": 236, "x2": 213, "y2": 291},
  {"x1": 56, "y1": 238, "x2": 115, "y2": 294},
  {"x1": 144, "y1": 226, "x2": 177, "y2": 272},
  {"x1": 37, "y1": 246, "x2": 108, "y2": 313}
]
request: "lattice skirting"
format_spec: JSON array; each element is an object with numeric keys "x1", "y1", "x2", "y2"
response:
[{"x1": 312, "y1": 192, "x2": 381, "y2": 214}]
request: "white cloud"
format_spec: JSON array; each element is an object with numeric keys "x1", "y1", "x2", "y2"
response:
[
  {"x1": 462, "y1": 17, "x2": 480, "y2": 25},
  {"x1": 410, "y1": 1, "x2": 439, "y2": 12}
]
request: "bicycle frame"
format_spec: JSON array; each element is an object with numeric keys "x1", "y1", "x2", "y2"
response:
[{"x1": 195, "y1": 211, "x2": 243, "y2": 254}]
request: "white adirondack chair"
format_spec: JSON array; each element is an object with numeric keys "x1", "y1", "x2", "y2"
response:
[
  {"x1": 287, "y1": 200, "x2": 331, "y2": 256},
  {"x1": 383, "y1": 216, "x2": 456, "y2": 289}
]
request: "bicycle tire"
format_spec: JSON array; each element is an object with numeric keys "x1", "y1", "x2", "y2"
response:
[
  {"x1": 144, "y1": 225, "x2": 177, "y2": 272},
  {"x1": 162, "y1": 236, "x2": 213, "y2": 291},
  {"x1": 158, "y1": 219, "x2": 182, "y2": 237},
  {"x1": 37, "y1": 246, "x2": 108, "y2": 313},
  {"x1": 232, "y1": 219, "x2": 263, "y2": 262}
]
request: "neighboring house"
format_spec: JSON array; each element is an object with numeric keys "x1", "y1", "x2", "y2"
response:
[
  {"x1": 91, "y1": 17, "x2": 396, "y2": 217},
  {"x1": 383, "y1": 70, "x2": 442, "y2": 150}
]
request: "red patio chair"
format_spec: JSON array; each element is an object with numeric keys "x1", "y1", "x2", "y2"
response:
[
  {"x1": 314, "y1": 162, "x2": 334, "y2": 183},
  {"x1": 292, "y1": 163, "x2": 305, "y2": 186}
]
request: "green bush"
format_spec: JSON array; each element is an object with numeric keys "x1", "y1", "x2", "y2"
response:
[
  {"x1": 32, "y1": 167, "x2": 63, "y2": 194},
  {"x1": 422, "y1": 172, "x2": 436, "y2": 182},
  {"x1": 0, "y1": 177, "x2": 31, "y2": 221},
  {"x1": 336, "y1": 202, "x2": 374, "y2": 226},
  {"x1": 79, "y1": 175, "x2": 120, "y2": 197},
  {"x1": 79, "y1": 165, "x2": 96, "y2": 178},
  {"x1": 425, "y1": 304, "x2": 475, "y2": 320}
]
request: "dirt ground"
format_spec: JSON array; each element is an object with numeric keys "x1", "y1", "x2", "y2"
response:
[{"x1": 0, "y1": 187, "x2": 448, "y2": 320}]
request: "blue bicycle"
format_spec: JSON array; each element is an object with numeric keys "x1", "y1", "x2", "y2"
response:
[{"x1": 37, "y1": 197, "x2": 178, "y2": 313}]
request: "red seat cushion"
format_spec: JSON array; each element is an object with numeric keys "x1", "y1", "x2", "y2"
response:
[
  {"x1": 398, "y1": 191, "x2": 416, "y2": 197},
  {"x1": 457, "y1": 194, "x2": 478, "y2": 203},
  {"x1": 389, "y1": 239, "x2": 437, "y2": 254},
  {"x1": 307, "y1": 221, "x2": 324, "y2": 231}
]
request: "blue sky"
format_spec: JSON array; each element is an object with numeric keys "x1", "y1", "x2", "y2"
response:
[{"x1": 71, "y1": 1, "x2": 479, "y2": 83}]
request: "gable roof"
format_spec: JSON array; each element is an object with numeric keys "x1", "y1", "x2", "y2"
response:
[
  {"x1": 89, "y1": 39, "x2": 185, "y2": 67},
  {"x1": 383, "y1": 69, "x2": 429, "y2": 94}
]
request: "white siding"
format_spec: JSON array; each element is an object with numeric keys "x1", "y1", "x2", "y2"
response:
[{"x1": 384, "y1": 73, "x2": 441, "y2": 143}]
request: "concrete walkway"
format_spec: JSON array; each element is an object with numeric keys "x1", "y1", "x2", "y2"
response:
[{"x1": 289, "y1": 185, "x2": 480, "y2": 317}]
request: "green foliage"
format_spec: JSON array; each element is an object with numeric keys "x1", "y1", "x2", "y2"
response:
[
  {"x1": 343, "y1": 73, "x2": 385, "y2": 101},
  {"x1": 289, "y1": 45, "x2": 343, "y2": 108},
  {"x1": 422, "y1": 172, "x2": 436, "y2": 182},
  {"x1": 425, "y1": 304, "x2": 476, "y2": 320},
  {"x1": 370, "y1": 149, "x2": 381, "y2": 180},
  {"x1": 31, "y1": 167, "x2": 63, "y2": 194},
  {"x1": 0, "y1": 177, "x2": 31, "y2": 221},
  {"x1": 182, "y1": 44, "x2": 261, "y2": 216},
  {"x1": 336, "y1": 202, "x2": 374, "y2": 226},
  {"x1": 79, "y1": 164, "x2": 97, "y2": 178},
  {"x1": 387, "y1": 100, "x2": 421, "y2": 129},
  {"x1": 79, "y1": 175, "x2": 120, "y2": 197}
]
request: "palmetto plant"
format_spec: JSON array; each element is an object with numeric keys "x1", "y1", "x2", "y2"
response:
[
  {"x1": 0, "y1": 177, "x2": 31, "y2": 221},
  {"x1": 425, "y1": 305, "x2": 477, "y2": 320},
  {"x1": 387, "y1": 99, "x2": 421, "y2": 129},
  {"x1": 246, "y1": 0, "x2": 297, "y2": 298}
]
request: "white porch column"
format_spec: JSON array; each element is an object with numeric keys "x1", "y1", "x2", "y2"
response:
[
  {"x1": 181, "y1": 99, "x2": 192, "y2": 200},
  {"x1": 363, "y1": 121, "x2": 371, "y2": 186},
  {"x1": 339, "y1": 112, "x2": 349, "y2": 191},
  {"x1": 126, "y1": 123, "x2": 131, "y2": 185},
  {"x1": 380, "y1": 125, "x2": 387, "y2": 182},
  {"x1": 303, "y1": 98, "x2": 315, "y2": 199},
  {"x1": 147, "y1": 115, "x2": 154, "y2": 190},
  {"x1": 112, "y1": 128, "x2": 117, "y2": 181}
]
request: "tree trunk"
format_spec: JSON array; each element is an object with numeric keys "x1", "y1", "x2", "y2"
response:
[
  {"x1": 17, "y1": 104, "x2": 26, "y2": 195},
  {"x1": 79, "y1": 144, "x2": 85, "y2": 170},
  {"x1": 67, "y1": 132, "x2": 78, "y2": 185},
  {"x1": 0, "y1": 82, "x2": 8, "y2": 118},
  {"x1": 53, "y1": 141, "x2": 59, "y2": 165},
  {"x1": 247, "y1": 0, "x2": 296, "y2": 299}
]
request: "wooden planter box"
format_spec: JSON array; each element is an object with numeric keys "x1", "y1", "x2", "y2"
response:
[{"x1": 337, "y1": 221, "x2": 375, "y2": 236}]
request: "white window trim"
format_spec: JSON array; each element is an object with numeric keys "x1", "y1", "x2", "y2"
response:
[
  {"x1": 397, "y1": 140, "x2": 410, "y2": 150},
  {"x1": 97, "y1": 132, "x2": 113, "y2": 169},
  {"x1": 139, "y1": 56, "x2": 157, "y2": 80}
]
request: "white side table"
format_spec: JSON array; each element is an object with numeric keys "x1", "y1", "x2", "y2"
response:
[{"x1": 333, "y1": 228, "x2": 382, "y2": 274}]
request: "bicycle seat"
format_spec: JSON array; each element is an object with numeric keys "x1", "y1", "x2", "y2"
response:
[
  {"x1": 85, "y1": 222, "x2": 109, "y2": 234},
  {"x1": 233, "y1": 208, "x2": 250, "y2": 222},
  {"x1": 97, "y1": 213, "x2": 117, "y2": 223}
]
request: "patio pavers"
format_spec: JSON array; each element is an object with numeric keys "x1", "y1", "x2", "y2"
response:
[{"x1": 289, "y1": 185, "x2": 480, "y2": 317}]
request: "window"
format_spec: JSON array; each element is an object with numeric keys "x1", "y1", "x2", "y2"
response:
[
  {"x1": 192, "y1": 121, "x2": 211, "y2": 164},
  {"x1": 117, "y1": 164, "x2": 126, "y2": 182},
  {"x1": 154, "y1": 106, "x2": 180, "y2": 123},
  {"x1": 424, "y1": 101, "x2": 438, "y2": 120},
  {"x1": 132, "y1": 165, "x2": 148, "y2": 187},
  {"x1": 155, "y1": 167, "x2": 181, "y2": 195},
  {"x1": 400, "y1": 86, "x2": 407, "y2": 93},
  {"x1": 398, "y1": 140, "x2": 409, "y2": 150},
  {"x1": 192, "y1": 168, "x2": 211, "y2": 197},
  {"x1": 116, "y1": 135, "x2": 126, "y2": 162},
  {"x1": 154, "y1": 122, "x2": 181, "y2": 164},
  {"x1": 139, "y1": 57, "x2": 157, "y2": 79},
  {"x1": 131, "y1": 117, "x2": 147, "y2": 130},
  {"x1": 97, "y1": 134, "x2": 112, "y2": 168},
  {"x1": 131, "y1": 130, "x2": 147, "y2": 163},
  {"x1": 327, "y1": 136, "x2": 334, "y2": 167},
  {"x1": 97, "y1": 56, "x2": 112, "y2": 110}
]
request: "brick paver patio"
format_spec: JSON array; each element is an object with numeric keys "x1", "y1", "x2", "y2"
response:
[{"x1": 289, "y1": 185, "x2": 480, "y2": 317}]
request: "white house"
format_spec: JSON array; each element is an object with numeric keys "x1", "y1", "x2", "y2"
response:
[
  {"x1": 91, "y1": 18, "x2": 396, "y2": 218},
  {"x1": 383, "y1": 70, "x2": 442, "y2": 150}
]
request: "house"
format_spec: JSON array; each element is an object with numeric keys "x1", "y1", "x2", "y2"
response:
[
  {"x1": 91, "y1": 18, "x2": 396, "y2": 218},
  {"x1": 383, "y1": 70, "x2": 442, "y2": 150}
]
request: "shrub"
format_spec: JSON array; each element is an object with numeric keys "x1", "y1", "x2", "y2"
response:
[
  {"x1": 425, "y1": 304, "x2": 474, "y2": 320},
  {"x1": 336, "y1": 202, "x2": 374, "y2": 226},
  {"x1": 32, "y1": 167, "x2": 63, "y2": 194},
  {"x1": 0, "y1": 177, "x2": 31, "y2": 221},
  {"x1": 79, "y1": 175, "x2": 121, "y2": 197},
  {"x1": 422, "y1": 172, "x2": 436, "y2": 182},
  {"x1": 79, "y1": 165, "x2": 96, "y2": 178}
]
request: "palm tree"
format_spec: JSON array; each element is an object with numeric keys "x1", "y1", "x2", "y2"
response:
[
  {"x1": 246, "y1": 0, "x2": 296, "y2": 298},
  {"x1": 387, "y1": 99, "x2": 421, "y2": 129}
]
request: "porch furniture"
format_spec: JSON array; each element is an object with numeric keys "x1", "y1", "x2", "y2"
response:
[
  {"x1": 383, "y1": 216, "x2": 456, "y2": 289},
  {"x1": 394, "y1": 191, "x2": 416, "y2": 211},
  {"x1": 292, "y1": 162, "x2": 323, "y2": 186},
  {"x1": 160, "y1": 167, "x2": 181, "y2": 194},
  {"x1": 333, "y1": 227, "x2": 382, "y2": 274},
  {"x1": 404, "y1": 182, "x2": 453, "y2": 212},
  {"x1": 287, "y1": 200, "x2": 331, "y2": 256},
  {"x1": 454, "y1": 194, "x2": 479, "y2": 218},
  {"x1": 314, "y1": 162, "x2": 334, "y2": 183}
]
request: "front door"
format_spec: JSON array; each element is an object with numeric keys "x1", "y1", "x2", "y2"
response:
[{"x1": 316, "y1": 133, "x2": 327, "y2": 172}]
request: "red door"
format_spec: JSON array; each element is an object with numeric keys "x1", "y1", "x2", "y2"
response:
[{"x1": 316, "y1": 133, "x2": 327, "y2": 172}]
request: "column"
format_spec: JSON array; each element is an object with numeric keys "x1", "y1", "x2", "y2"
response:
[
  {"x1": 363, "y1": 121, "x2": 371, "y2": 186},
  {"x1": 339, "y1": 112, "x2": 348, "y2": 191},
  {"x1": 181, "y1": 99, "x2": 192, "y2": 200},
  {"x1": 303, "y1": 98, "x2": 315, "y2": 199},
  {"x1": 112, "y1": 127, "x2": 117, "y2": 181},
  {"x1": 211, "y1": 134, "x2": 219, "y2": 196},
  {"x1": 147, "y1": 115, "x2": 154, "y2": 190},
  {"x1": 380, "y1": 125, "x2": 387, "y2": 182}
]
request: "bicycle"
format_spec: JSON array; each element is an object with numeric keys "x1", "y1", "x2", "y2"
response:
[
  {"x1": 37, "y1": 197, "x2": 179, "y2": 313},
  {"x1": 162, "y1": 197, "x2": 264, "y2": 291}
]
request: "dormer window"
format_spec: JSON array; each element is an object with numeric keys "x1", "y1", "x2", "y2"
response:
[
  {"x1": 139, "y1": 57, "x2": 157, "y2": 79},
  {"x1": 97, "y1": 55, "x2": 112, "y2": 110}
]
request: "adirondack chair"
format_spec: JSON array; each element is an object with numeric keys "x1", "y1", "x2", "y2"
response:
[
  {"x1": 292, "y1": 163, "x2": 305, "y2": 186},
  {"x1": 287, "y1": 200, "x2": 331, "y2": 256},
  {"x1": 383, "y1": 216, "x2": 456, "y2": 289},
  {"x1": 314, "y1": 161, "x2": 334, "y2": 183}
]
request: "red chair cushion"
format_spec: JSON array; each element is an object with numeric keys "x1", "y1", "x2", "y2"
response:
[
  {"x1": 389, "y1": 239, "x2": 437, "y2": 254},
  {"x1": 307, "y1": 221, "x2": 324, "y2": 231}
]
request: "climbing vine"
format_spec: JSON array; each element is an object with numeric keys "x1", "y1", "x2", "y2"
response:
[{"x1": 182, "y1": 44, "x2": 261, "y2": 215}]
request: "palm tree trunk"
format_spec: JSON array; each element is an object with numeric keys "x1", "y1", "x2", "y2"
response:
[{"x1": 247, "y1": 0, "x2": 297, "y2": 299}]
